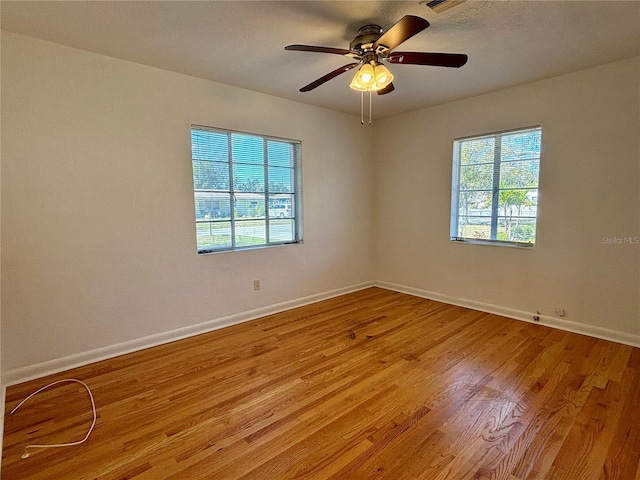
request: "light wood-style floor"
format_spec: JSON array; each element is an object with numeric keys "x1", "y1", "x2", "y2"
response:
[{"x1": 3, "y1": 287, "x2": 640, "y2": 479}]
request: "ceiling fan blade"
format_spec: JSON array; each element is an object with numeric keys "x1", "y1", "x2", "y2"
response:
[
  {"x1": 285, "y1": 44, "x2": 360, "y2": 58},
  {"x1": 377, "y1": 83, "x2": 395, "y2": 95},
  {"x1": 299, "y1": 63, "x2": 359, "y2": 92},
  {"x1": 373, "y1": 15, "x2": 430, "y2": 53},
  {"x1": 387, "y1": 52, "x2": 468, "y2": 68}
]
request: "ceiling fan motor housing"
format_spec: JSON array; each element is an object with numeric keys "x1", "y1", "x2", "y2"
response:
[{"x1": 350, "y1": 25, "x2": 383, "y2": 53}]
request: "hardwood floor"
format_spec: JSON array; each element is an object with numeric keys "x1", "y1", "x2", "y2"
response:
[{"x1": 3, "y1": 287, "x2": 640, "y2": 479}]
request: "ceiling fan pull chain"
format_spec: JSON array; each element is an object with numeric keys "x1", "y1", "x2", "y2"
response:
[
  {"x1": 360, "y1": 90, "x2": 364, "y2": 125},
  {"x1": 368, "y1": 90, "x2": 373, "y2": 126}
]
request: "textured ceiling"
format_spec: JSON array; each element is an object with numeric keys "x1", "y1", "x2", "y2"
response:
[{"x1": 2, "y1": 1, "x2": 640, "y2": 119}]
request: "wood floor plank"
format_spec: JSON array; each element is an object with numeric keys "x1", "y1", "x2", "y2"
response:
[
  {"x1": 598, "y1": 362, "x2": 640, "y2": 480},
  {"x1": 3, "y1": 287, "x2": 639, "y2": 480}
]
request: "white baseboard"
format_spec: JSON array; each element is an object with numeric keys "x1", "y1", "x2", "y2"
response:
[
  {"x1": 3, "y1": 282, "x2": 374, "y2": 387},
  {"x1": 375, "y1": 281, "x2": 640, "y2": 348}
]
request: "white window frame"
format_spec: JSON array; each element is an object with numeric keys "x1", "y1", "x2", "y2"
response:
[
  {"x1": 191, "y1": 125, "x2": 303, "y2": 254},
  {"x1": 450, "y1": 126, "x2": 542, "y2": 248}
]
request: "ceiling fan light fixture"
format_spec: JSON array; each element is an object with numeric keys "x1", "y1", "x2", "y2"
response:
[{"x1": 350, "y1": 62, "x2": 393, "y2": 92}]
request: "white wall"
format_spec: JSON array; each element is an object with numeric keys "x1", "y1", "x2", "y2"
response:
[
  {"x1": 1, "y1": 32, "x2": 375, "y2": 374},
  {"x1": 2, "y1": 31, "x2": 638, "y2": 380},
  {"x1": 374, "y1": 57, "x2": 640, "y2": 342}
]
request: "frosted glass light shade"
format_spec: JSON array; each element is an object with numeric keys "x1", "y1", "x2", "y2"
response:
[
  {"x1": 356, "y1": 63, "x2": 375, "y2": 86},
  {"x1": 374, "y1": 64, "x2": 394, "y2": 88},
  {"x1": 350, "y1": 74, "x2": 369, "y2": 91}
]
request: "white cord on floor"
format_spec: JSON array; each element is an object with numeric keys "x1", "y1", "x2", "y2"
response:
[{"x1": 10, "y1": 378, "x2": 97, "y2": 459}]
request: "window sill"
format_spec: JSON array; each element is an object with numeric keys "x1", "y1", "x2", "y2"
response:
[{"x1": 450, "y1": 237, "x2": 535, "y2": 249}]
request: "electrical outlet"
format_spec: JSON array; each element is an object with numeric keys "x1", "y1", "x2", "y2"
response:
[
  {"x1": 555, "y1": 308, "x2": 566, "y2": 317},
  {"x1": 253, "y1": 279, "x2": 260, "y2": 291}
]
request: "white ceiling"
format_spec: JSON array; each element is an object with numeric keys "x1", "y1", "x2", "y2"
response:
[{"x1": 2, "y1": 1, "x2": 639, "y2": 119}]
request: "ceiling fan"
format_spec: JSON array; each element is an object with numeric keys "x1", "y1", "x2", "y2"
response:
[{"x1": 285, "y1": 15, "x2": 468, "y2": 95}]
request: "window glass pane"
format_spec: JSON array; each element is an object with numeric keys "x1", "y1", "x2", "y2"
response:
[
  {"x1": 231, "y1": 133, "x2": 263, "y2": 165},
  {"x1": 457, "y1": 191, "x2": 492, "y2": 217},
  {"x1": 268, "y1": 194, "x2": 294, "y2": 218},
  {"x1": 235, "y1": 220, "x2": 266, "y2": 247},
  {"x1": 501, "y1": 130, "x2": 541, "y2": 161},
  {"x1": 267, "y1": 141, "x2": 293, "y2": 167},
  {"x1": 457, "y1": 216, "x2": 491, "y2": 240},
  {"x1": 268, "y1": 166, "x2": 294, "y2": 193},
  {"x1": 498, "y1": 189, "x2": 537, "y2": 216},
  {"x1": 459, "y1": 163, "x2": 494, "y2": 191},
  {"x1": 196, "y1": 221, "x2": 232, "y2": 250},
  {"x1": 460, "y1": 137, "x2": 495, "y2": 165},
  {"x1": 233, "y1": 164, "x2": 265, "y2": 192},
  {"x1": 194, "y1": 192, "x2": 231, "y2": 220},
  {"x1": 500, "y1": 160, "x2": 539, "y2": 189},
  {"x1": 191, "y1": 130, "x2": 228, "y2": 162},
  {"x1": 268, "y1": 202, "x2": 294, "y2": 218},
  {"x1": 269, "y1": 219, "x2": 295, "y2": 243},
  {"x1": 521, "y1": 191, "x2": 538, "y2": 217},
  {"x1": 497, "y1": 218, "x2": 537, "y2": 243},
  {"x1": 193, "y1": 160, "x2": 230, "y2": 190},
  {"x1": 234, "y1": 193, "x2": 265, "y2": 219}
]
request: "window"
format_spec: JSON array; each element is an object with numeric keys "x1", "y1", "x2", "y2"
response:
[
  {"x1": 450, "y1": 126, "x2": 541, "y2": 247},
  {"x1": 191, "y1": 125, "x2": 302, "y2": 253}
]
